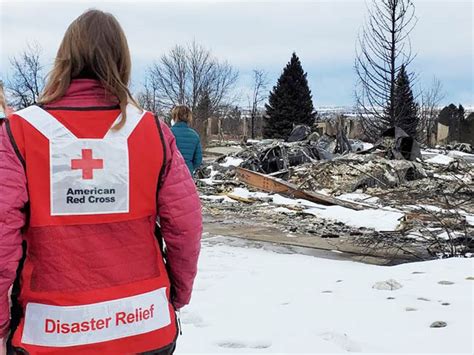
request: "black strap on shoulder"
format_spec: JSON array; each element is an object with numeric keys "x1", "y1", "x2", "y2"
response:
[
  {"x1": 4, "y1": 119, "x2": 26, "y2": 169},
  {"x1": 154, "y1": 115, "x2": 168, "y2": 198},
  {"x1": 153, "y1": 115, "x2": 169, "y2": 258}
]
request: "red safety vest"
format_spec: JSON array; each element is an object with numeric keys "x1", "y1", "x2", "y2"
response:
[{"x1": 8, "y1": 104, "x2": 177, "y2": 354}]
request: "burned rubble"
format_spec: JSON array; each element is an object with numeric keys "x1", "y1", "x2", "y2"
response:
[
  {"x1": 288, "y1": 154, "x2": 427, "y2": 195},
  {"x1": 198, "y1": 125, "x2": 427, "y2": 193},
  {"x1": 445, "y1": 142, "x2": 473, "y2": 154},
  {"x1": 203, "y1": 195, "x2": 383, "y2": 239},
  {"x1": 198, "y1": 125, "x2": 473, "y2": 259}
]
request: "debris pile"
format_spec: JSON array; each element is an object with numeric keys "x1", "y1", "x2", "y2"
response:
[
  {"x1": 370, "y1": 127, "x2": 422, "y2": 161},
  {"x1": 199, "y1": 126, "x2": 473, "y2": 259},
  {"x1": 369, "y1": 159, "x2": 473, "y2": 213},
  {"x1": 221, "y1": 139, "x2": 328, "y2": 174},
  {"x1": 445, "y1": 142, "x2": 473, "y2": 154},
  {"x1": 198, "y1": 126, "x2": 426, "y2": 195},
  {"x1": 288, "y1": 154, "x2": 427, "y2": 194}
]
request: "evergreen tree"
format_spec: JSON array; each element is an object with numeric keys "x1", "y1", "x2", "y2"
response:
[
  {"x1": 451, "y1": 104, "x2": 465, "y2": 142},
  {"x1": 438, "y1": 104, "x2": 458, "y2": 126},
  {"x1": 461, "y1": 112, "x2": 474, "y2": 144},
  {"x1": 392, "y1": 65, "x2": 418, "y2": 137},
  {"x1": 264, "y1": 53, "x2": 315, "y2": 139},
  {"x1": 438, "y1": 103, "x2": 465, "y2": 142}
]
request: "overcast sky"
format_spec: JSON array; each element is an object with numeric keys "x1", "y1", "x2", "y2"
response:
[{"x1": 0, "y1": 0, "x2": 472, "y2": 107}]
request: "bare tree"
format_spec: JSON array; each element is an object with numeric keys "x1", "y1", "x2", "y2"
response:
[
  {"x1": 137, "y1": 77, "x2": 161, "y2": 116},
  {"x1": 247, "y1": 69, "x2": 269, "y2": 139},
  {"x1": 418, "y1": 77, "x2": 445, "y2": 146},
  {"x1": 146, "y1": 41, "x2": 238, "y2": 113},
  {"x1": 355, "y1": 0, "x2": 418, "y2": 141},
  {"x1": 7, "y1": 42, "x2": 45, "y2": 109},
  {"x1": 220, "y1": 105, "x2": 243, "y2": 138}
]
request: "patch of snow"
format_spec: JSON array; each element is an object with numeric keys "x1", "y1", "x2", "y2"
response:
[
  {"x1": 177, "y1": 242, "x2": 474, "y2": 354},
  {"x1": 406, "y1": 232, "x2": 425, "y2": 241},
  {"x1": 338, "y1": 192, "x2": 371, "y2": 200},
  {"x1": 223, "y1": 190, "x2": 401, "y2": 231},
  {"x1": 199, "y1": 178, "x2": 215, "y2": 185},
  {"x1": 207, "y1": 166, "x2": 219, "y2": 178},
  {"x1": 447, "y1": 150, "x2": 473, "y2": 158},
  {"x1": 410, "y1": 206, "x2": 474, "y2": 227},
  {"x1": 408, "y1": 229, "x2": 468, "y2": 241},
  {"x1": 271, "y1": 194, "x2": 322, "y2": 208},
  {"x1": 338, "y1": 192, "x2": 379, "y2": 204},
  {"x1": 414, "y1": 204, "x2": 443, "y2": 212},
  {"x1": 422, "y1": 148, "x2": 443, "y2": 154},
  {"x1": 436, "y1": 231, "x2": 466, "y2": 241},
  {"x1": 434, "y1": 173, "x2": 467, "y2": 182},
  {"x1": 316, "y1": 189, "x2": 332, "y2": 196},
  {"x1": 219, "y1": 156, "x2": 244, "y2": 167},
  {"x1": 230, "y1": 187, "x2": 271, "y2": 200},
  {"x1": 426, "y1": 154, "x2": 454, "y2": 165},
  {"x1": 466, "y1": 215, "x2": 474, "y2": 226},
  {"x1": 362, "y1": 142, "x2": 374, "y2": 150},
  {"x1": 199, "y1": 167, "x2": 220, "y2": 185},
  {"x1": 272, "y1": 207, "x2": 297, "y2": 214},
  {"x1": 200, "y1": 195, "x2": 235, "y2": 203},
  {"x1": 305, "y1": 205, "x2": 403, "y2": 231}
]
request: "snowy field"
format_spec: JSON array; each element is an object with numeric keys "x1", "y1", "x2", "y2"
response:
[{"x1": 176, "y1": 238, "x2": 473, "y2": 354}]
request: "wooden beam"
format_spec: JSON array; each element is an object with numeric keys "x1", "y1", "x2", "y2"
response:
[
  {"x1": 235, "y1": 167, "x2": 367, "y2": 211},
  {"x1": 226, "y1": 193, "x2": 255, "y2": 204}
]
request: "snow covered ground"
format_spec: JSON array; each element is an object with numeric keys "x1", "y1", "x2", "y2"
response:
[
  {"x1": 176, "y1": 239, "x2": 473, "y2": 354},
  {"x1": 425, "y1": 154, "x2": 455, "y2": 166},
  {"x1": 422, "y1": 149, "x2": 474, "y2": 164},
  {"x1": 220, "y1": 157, "x2": 245, "y2": 168},
  {"x1": 205, "y1": 187, "x2": 404, "y2": 232}
]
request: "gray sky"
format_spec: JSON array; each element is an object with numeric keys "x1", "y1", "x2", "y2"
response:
[{"x1": 0, "y1": 0, "x2": 472, "y2": 107}]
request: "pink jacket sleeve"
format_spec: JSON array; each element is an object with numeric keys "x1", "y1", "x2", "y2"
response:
[
  {"x1": 157, "y1": 121, "x2": 202, "y2": 309},
  {"x1": 0, "y1": 123, "x2": 27, "y2": 338}
]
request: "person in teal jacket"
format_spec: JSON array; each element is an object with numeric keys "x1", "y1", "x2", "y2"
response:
[{"x1": 170, "y1": 105, "x2": 203, "y2": 174}]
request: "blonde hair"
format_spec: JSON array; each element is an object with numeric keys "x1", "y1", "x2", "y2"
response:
[
  {"x1": 171, "y1": 105, "x2": 193, "y2": 124},
  {"x1": 0, "y1": 83, "x2": 6, "y2": 113},
  {"x1": 39, "y1": 9, "x2": 139, "y2": 129}
]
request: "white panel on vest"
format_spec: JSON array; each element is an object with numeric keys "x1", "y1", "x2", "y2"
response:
[
  {"x1": 21, "y1": 288, "x2": 171, "y2": 347},
  {"x1": 50, "y1": 138, "x2": 129, "y2": 215},
  {"x1": 15, "y1": 105, "x2": 146, "y2": 216}
]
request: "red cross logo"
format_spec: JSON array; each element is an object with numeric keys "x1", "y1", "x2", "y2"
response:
[{"x1": 71, "y1": 149, "x2": 104, "y2": 180}]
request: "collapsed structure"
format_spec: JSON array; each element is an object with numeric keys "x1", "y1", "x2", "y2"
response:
[
  {"x1": 199, "y1": 126, "x2": 426, "y2": 190},
  {"x1": 197, "y1": 126, "x2": 473, "y2": 259}
]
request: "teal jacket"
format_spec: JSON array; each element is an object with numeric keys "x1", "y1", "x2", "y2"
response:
[{"x1": 171, "y1": 121, "x2": 203, "y2": 173}]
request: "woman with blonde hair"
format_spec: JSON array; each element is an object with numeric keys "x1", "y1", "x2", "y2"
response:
[
  {"x1": 170, "y1": 105, "x2": 203, "y2": 174},
  {"x1": 0, "y1": 9, "x2": 201, "y2": 355}
]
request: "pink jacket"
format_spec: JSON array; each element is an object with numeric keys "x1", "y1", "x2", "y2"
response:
[{"x1": 0, "y1": 80, "x2": 202, "y2": 338}]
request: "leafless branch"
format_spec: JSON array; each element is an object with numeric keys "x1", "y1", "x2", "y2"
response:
[
  {"x1": 418, "y1": 77, "x2": 445, "y2": 146},
  {"x1": 247, "y1": 69, "x2": 269, "y2": 139},
  {"x1": 6, "y1": 42, "x2": 45, "y2": 109},
  {"x1": 143, "y1": 40, "x2": 238, "y2": 114},
  {"x1": 355, "y1": 0, "x2": 418, "y2": 141}
]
